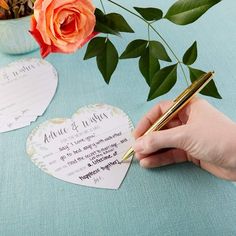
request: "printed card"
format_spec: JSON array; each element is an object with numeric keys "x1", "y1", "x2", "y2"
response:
[
  {"x1": 26, "y1": 104, "x2": 134, "y2": 189},
  {"x1": 0, "y1": 58, "x2": 58, "y2": 133}
]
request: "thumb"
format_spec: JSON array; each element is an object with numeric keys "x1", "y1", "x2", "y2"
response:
[{"x1": 133, "y1": 125, "x2": 189, "y2": 155}]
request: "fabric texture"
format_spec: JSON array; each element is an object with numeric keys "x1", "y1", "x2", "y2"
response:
[{"x1": 1, "y1": 0, "x2": 236, "y2": 235}]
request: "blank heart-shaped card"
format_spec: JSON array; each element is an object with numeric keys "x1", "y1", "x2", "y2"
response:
[
  {"x1": 0, "y1": 58, "x2": 58, "y2": 133},
  {"x1": 26, "y1": 104, "x2": 134, "y2": 189}
]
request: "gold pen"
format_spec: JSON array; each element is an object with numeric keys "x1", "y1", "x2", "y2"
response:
[{"x1": 122, "y1": 71, "x2": 214, "y2": 162}]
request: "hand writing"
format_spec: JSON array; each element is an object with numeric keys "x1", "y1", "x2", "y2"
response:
[{"x1": 133, "y1": 98, "x2": 236, "y2": 181}]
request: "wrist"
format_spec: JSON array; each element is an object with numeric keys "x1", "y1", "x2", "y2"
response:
[{"x1": 223, "y1": 123, "x2": 236, "y2": 170}]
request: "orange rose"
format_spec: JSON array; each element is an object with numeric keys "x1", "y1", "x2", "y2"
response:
[{"x1": 30, "y1": 0, "x2": 96, "y2": 58}]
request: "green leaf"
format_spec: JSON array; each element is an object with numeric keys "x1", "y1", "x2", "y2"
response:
[
  {"x1": 189, "y1": 67, "x2": 222, "y2": 98},
  {"x1": 182, "y1": 41, "x2": 197, "y2": 65},
  {"x1": 139, "y1": 45, "x2": 160, "y2": 86},
  {"x1": 84, "y1": 37, "x2": 106, "y2": 60},
  {"x1": 94, "y1": 9, "x2": 134, "y2": 35},
  {"x1": 95, "y1": 8, "x2": 120, "y2": 36},
  {"x1": 134, "y1": 7, "x2": 163, "y2": 21},
  {"x1": 120, "y1": 39, "x2": 148, "y2": 59},
  {"x1": 106, "y1": 13, "x2": 134, "y2": 33},
  {"x1": 149, "y1": 41, "x2": 172, "y2": 62},
  {"x1": 148, "y1": 64, "x2": 177, "y2": 100},
  {"x1": 165, "y1": 0, "x2": 222, "y2": 25},
  {"x1": 96, "y1": 39, "x2": 118, "y2": 84}
]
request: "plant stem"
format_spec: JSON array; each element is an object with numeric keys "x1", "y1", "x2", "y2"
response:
[
  {"x1": 147, "y1": 24, "x2": 150, "y2": 42},
  {"x1": 105, "y1": 0, "x2": 189, "y2": 85},
  {"x1": 99, "y1": 0, "x2": 106, "y2": 13},
  {"x1": 149, "y1": 25, "x2": 189, "y2": 85},
  {"x1": 178, "y1": 62, "x2": 189, "y2": 85},
  {"x1": 99, "y1": 1, "x2": 109, "y2": 38},
  {"x1": 106, "y1": 0, "x2": 145, "y2": 21}
]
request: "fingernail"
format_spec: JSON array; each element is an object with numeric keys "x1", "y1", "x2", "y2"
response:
[
  {"x1": 134, "y1": 153, "x2": 142, "y2": 160},
  {"x1": 140, "y1": 159, "x2": 148, "y2": 168},
  {"x1": 133, "y1": 138, "x2": 144, "y2": 153}
]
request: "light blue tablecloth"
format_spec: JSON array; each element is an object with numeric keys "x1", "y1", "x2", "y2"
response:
[{"x1": 1, "y1": 0, "x2": 236, "y2": 235}]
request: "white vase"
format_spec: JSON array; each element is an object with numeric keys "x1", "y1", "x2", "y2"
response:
[{"x1": 0, "y1": 15, "x2": 39, "y2": 55}]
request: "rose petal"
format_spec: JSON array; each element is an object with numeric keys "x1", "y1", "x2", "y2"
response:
[
  {"x1": 31, "y1": 0, "x2": 96, "y2": 56},
  {"x1": 29, "y1": 16, "x2": 51, "y2": 58}
]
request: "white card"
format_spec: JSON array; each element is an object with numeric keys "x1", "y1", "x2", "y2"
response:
[
  {"x1": 0, "y1": 58, "x2": 58, "y2": 132},
  {"x1": 26, "y1": 104, "x2": 134, "y2": 189}
]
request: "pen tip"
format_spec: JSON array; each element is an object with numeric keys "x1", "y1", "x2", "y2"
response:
[{"x1": 121, "y1": 148, "x2": 134, "y2": 162}]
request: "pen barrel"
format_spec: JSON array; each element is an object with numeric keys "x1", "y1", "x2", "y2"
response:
[
  {"x1": 144, "y1": 72, "x2": 214, "y2": 135},
  {"x1": 122, "y1": 71, "x2": 213, "y2": 161},
  {"x1": 144, "y1": 101, "x2": 185, "y2": 135}
]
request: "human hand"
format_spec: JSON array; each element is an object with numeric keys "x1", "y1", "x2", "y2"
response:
[{"x1": 133, "y1": 98, "x2": 236, "y2": 181}]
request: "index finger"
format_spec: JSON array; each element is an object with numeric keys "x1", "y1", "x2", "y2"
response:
[{"x1": 133, "y1": 100, "x2": 173, "y2": 139}]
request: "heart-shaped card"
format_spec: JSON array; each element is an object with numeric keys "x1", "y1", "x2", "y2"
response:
[
  {"x1": 26, "y1": 104, "x2": 134, "y2": 189},
  {"x1": 0, "y1": 58, "x2": 58, "y2": 133}
]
